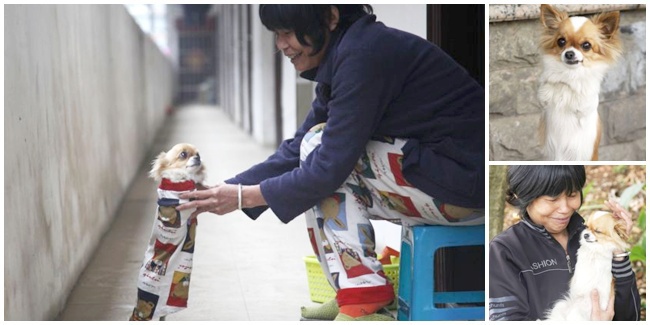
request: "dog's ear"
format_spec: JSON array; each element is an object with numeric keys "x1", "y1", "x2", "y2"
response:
[
  {"x1": 613, "y1": 219, "x2": 629, "y2": 241},
  {"x1": 593, "y1": 11, "x2": 620, "y2": 39},
  {"x1": 149, "y1": 151, "x2": 167, "y2": 181},
  {"x1": 540, "y1": 4, "x2": 568, "y2": 30}
]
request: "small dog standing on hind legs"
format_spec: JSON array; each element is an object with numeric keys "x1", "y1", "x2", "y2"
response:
[
  {"x1": 538, "y1": 4, "x2": 622, "y2": 161},
  {"x1": 129, "y1": 143, "x2": 206, "y2": 321}
]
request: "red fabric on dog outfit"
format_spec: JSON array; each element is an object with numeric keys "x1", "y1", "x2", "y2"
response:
[{"x1": 159, "y1": 179, "x2": 195, "y2": 192}]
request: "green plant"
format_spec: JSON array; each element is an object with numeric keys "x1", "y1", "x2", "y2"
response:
[
  {"x1": 630, "y1": 206, "x2": 646, "y2": 264},
  {"x1": 619, "y1": 183, "x2": 645, "y2": 207},
  {"x1": 616, "y1": 183, "x2": 645, "y2": 265},
  {"x1": 582, "y1": 181, "x2": 594, "y2": 198},
  {"x1": 613, "y1": 165, "x2": 628, "y2": 174}
]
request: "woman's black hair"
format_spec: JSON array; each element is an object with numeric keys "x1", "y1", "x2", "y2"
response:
[
  {"x1": 506, "y1": 165, "x2": 586, "y2": 218},
  {"x1": 259, "y1": 5, "x2": 372, "y2": 55}
]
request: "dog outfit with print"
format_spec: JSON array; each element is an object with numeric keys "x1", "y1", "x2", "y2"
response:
[{"x1": 130, "y1": 179, "x2": 198, "y2": 321}]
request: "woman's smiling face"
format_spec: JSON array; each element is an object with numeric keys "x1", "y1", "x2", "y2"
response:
[
  {"x1": 273, "y1": 6, "x2": 339, "y2": 72},
  {"x1": 526, "y1": 191, "x2": 581, "y2": 235},
  {"x1": 274, "y1": 29, "x2": 327, "y2": 72}
]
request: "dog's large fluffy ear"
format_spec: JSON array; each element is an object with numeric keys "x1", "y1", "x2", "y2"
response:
[
  {"x1": 593, "y1": 11, "x2": 620, "y2": 39},
  {"x1": 149, "y1": 151, "x2": 167, "y2": 181},
  {"x1": 540, "y1": 4, "x2": 567, "y2": 30},
  {"x1": 614, "y1": 219, "x2": 629, "y2": 241}
]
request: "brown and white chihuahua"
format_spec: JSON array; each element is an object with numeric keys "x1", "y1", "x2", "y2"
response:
[{"x1": 538, "y1": 5, "x2": 622, "y2": 161}]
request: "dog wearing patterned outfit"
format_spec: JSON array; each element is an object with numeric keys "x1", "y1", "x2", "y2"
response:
[{"x1": 129, "y1": 143, "x2": 206, "y2": 321}]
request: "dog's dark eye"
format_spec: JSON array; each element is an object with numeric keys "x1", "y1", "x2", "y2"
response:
[
  {"x1": 557, "y1": 37, "x2": 566, "y2": 47},
  {"x1": 581, "y1": 42, "x2": 591, "y2": 51},
  {"x1": 180, "y1": 152, "x2": 187, "y2": 159}
]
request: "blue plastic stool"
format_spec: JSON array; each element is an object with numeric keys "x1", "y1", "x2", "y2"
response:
[{"x1": 397, "y1": 224, "x2": 485, "y2": 321}]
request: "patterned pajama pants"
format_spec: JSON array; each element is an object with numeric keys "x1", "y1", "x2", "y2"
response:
[{"x1": 302, "y1": 123, "x2": 484, "y2": 306}]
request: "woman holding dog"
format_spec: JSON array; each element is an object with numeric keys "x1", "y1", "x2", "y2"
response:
[
  {"x1": 489, "y1": 165, "x2": 640, "y2": 321},
  {"x1": 178, "y1": 4, "x2": 484, "y2": 321}
]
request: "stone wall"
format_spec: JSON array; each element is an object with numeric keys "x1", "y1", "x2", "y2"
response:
[
  {"x1": 489, "y1": 4, "x2": 646, "y2": 161},
  {"x1": 4, "y1": 5, "x2": 174, "y2": 320}
]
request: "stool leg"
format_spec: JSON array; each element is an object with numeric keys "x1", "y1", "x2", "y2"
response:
[
  {"x1": 397, "y1": 226, "x2": 413, "y2": 321},
  {"x1": 411, "y1": 226, "x2": 435, "y2": 320}
]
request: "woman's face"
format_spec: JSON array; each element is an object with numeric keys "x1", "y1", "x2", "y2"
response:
[
  {"x1": 275, "y1": 29, "x2": 327, "y2": 72},
  {"x1": 274, "y1": 6, "x2": 339, "y2": 72},
  {"x1": 526, "y1": 191, "x2": 581, "y2": 235}
]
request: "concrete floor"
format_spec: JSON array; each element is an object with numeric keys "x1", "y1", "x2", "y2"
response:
[{"x1": 58, "y1": 105, "x2": 318, "y2": 321}]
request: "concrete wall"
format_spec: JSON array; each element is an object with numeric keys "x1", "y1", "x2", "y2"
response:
[
  {"x1": 215, "y1": 5, "x2": 261, "y2": 140},
  {"x1": 489, "y1": 4, "x2": 646, "y2": 161},
  {"x1": 4, "y1": 5, "x2": 174, "y2": 320},
  {"x1": 249, "y1": 4, "x2": 281, "y2": 146}
]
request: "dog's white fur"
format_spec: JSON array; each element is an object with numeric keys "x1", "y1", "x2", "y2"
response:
[
  {"x1": 539, "y1": 55, "x2": 609, "y2": 161},
  {"x1": 544, "y1": 211, "x2": 628, "y2": 320}
]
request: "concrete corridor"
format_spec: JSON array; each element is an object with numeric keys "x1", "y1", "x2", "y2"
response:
[{"x1": 58, "y1": 105, "x2": 315, "y2": 321}]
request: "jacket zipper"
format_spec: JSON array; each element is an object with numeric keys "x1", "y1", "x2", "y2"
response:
[
  {"x1": 550, "y1": 235, "x2": 572, "y2": 274},
  {"x1": 564, "y1": 231, "x2": 573, "y2": 274}
]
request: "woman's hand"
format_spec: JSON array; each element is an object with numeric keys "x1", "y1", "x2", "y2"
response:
[
  {"x1": 176, "y1": 183, "x2": 238, "y2": 215},
  {"x1": 604, "y1": 199, "x2": 633, "y2": 235},
  {"x1": 590, "y1": 289, "x2": 615, "y2": 321},
  {"x1": 176, "y1": 184, "x2": 266, "y2": 215}
]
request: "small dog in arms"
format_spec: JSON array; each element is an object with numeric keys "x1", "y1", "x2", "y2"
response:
[
  {"x1": 130, "y1": 143, "x2": 206, "y2": 321},
  {"x1": 544, "y1": 211, "x2": 629, "y2": 321}
]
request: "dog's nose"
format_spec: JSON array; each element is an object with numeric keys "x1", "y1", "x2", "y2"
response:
[
  {"x1": 583, "y1": 233, "x2": 590, "y2": 239},
  {"x1": 565, "y1": 51, "x2": 575, "y2": 60}
]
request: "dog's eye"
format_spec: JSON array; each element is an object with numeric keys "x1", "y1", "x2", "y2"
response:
[
  {"x1": 581, "y1": 42, "x2": 591, "y2": 51},
  {"x1": 180, "y1": 152, "x2": 187, "y2": 159},
  {"x1": 557, "y1": 37, "x2": 566, "y2": 47}
]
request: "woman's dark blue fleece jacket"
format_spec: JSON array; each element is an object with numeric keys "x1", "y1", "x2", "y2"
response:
[{"x1": 227, "y1": 14, "x2": 484, "y2": 223}]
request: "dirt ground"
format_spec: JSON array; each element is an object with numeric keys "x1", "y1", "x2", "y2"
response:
[{"x1": 501, "y1": 165, "x2": 646, "y2": 321}]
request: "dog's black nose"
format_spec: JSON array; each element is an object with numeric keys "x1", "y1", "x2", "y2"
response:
[
  {"x1": 583, "y1": 233, "x2": 589, "y2": 239},
  {"x1": 565, "y1": 51, "x2": 575, "y2": 60}
]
